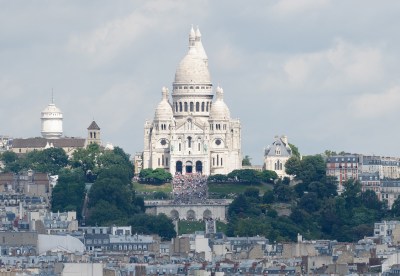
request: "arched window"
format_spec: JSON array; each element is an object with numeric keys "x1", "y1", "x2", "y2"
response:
[
  {"x1": 179, "y1": 102, "x2": 182, "y2": 112},
  {"x1": 217, "y1": 154, "x2": 219, "y2": 166},
  {"x1": 188, "y1": 136, "x2": 192, "y2": 148},
  {"x1": 175, "y1": 102, "x2": 178, "y2": 112},
  {"x1": 162, "y1": 154, "x2": 164, "y2": 166},
  {"x1": 201, "y1": 102, "x2": 205, "y2": 112},
  {"x1": 190, "y1": 102, "x2": 194, "y2": 112},
  {"x1": 196, "y1": 102, "x2": 200, "y2": 112},
  {"x1": 90, "y1": 132, "x2": 92, "y2": 138},
  {"x1": 184, "y1": 102, "x2": 188, "y2": 112},
  {"x1": 221, "y1": 158, "x2": 223, "y2": 166},
  {"x1": 198, "y1": 143, "x2": 201, "y2": 151},
  {"x1": 206, "y1": 102, "x2": 209, "y2": 112},
  {"x1": 179, "y1": 143, "x2": 181, "y2": 151},
  {"x1": 212, "y1": 157, "x2": 215, "y2": 166}
]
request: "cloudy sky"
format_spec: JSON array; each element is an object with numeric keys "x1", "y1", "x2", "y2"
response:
[{"x1": 1, "y1": 0, "x2": 400, "y2": 164}]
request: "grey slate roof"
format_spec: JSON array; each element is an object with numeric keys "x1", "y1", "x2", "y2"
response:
[
  {"x1": 87, "y1": 121, "x2": 100, "y2": 130},
  {"x1": 12, "y1": 137, "x2": 85, "y2": 148},
  {"x1": 264, "y1": 137, "x2": 292, "y2": 157}
]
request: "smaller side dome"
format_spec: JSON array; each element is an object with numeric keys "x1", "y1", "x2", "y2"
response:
[
  {"x1": 154, "y1": 87, "x2": 173, "y2": 121},
  {"x1": 209, "y1": 86, "x2": 230, "y2": 120}
]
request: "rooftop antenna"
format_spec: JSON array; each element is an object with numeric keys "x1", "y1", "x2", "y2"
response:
[{"x1": 51, "y1": 88, "x2": 54, "y2": 104}]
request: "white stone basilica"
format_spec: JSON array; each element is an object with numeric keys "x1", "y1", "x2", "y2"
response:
[{"x1": 142, "y1": 27, "x2": 242, "y2": 175}]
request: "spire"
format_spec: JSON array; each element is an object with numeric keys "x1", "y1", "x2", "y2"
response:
[
  {"x1": 51, "y1": 89, "x2": 54, "y2": 104},
  {"x1": 195, "y1": 26, "x2": 201, "y2": 41},
  {"x1": 189, "y1": 25, "x2": 195, "y2": 48},
  {"x1": 161, "y1": 86, "x2": 169, "y2": 101},
  {"x1": 216, "y1": 86, "x2": 224, "y2": 100}
]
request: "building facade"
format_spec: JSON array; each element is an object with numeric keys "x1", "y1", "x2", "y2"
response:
[
  {"x1": 142, "y1": 27, "x2": 241, "y2": 175},
  {"x1": 263, "y1": 135, "x2": 292, "y2": 178}
]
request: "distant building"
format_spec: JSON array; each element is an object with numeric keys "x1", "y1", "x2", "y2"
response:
[
  {"x1": 358, "y1": 172, "x2": 381, "y2": 200},
  {"x1": 9, "y1": 100, "x2": 102, "y2": 156},
  {"x1": 327, "y1": 154, "x2": 400, "y2": 196},
  {"x1": 326, "y1": 154, "x2": 361, "y2": 193},
  {"x1": 263, "y1": 135, "x2": 293, "y2": 178}
]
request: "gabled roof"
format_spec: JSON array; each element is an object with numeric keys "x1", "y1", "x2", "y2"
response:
[{"x1": 87, "y1": 121, "x2": 100, "y2": 130}]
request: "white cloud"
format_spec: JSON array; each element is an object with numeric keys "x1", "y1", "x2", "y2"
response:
[
  {"x1": 282, "y1": 39, "x2": 384, "y2": 88},
  {"x1": 67, "y1": 1, "x2": 203, "y2": 64},
  {"x1": 272, "y1": 0, "x2": 331, "y2": 16},
  {"x1": 350, "y1": 86, "x2": 400, "y2": 119}
]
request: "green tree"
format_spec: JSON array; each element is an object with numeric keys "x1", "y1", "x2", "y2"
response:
[
  {"x1": 129, "y1": 213, "x2": 176, "y2": 240},
  {"x1": 259, "y1": 170, "x2": 278, "y2": 183},
  {"x1": 34, "y1": 148, "x2": 68, "y2": 175},
  {"x1": 392, "y1": 196, "x2": 400, "y2": 217},
  {"x1": 285, "y1": 156, "x2": 301, "y2": 176},
  {"x1": 288, "y1": 143, "x2": 300, "y2": 159},
  {"x1": 51, "y1": 169, "x2": 85, "y2": 218},
  {"x1": 242, "y1": 155, "x2": 252, "y2": 166},
  {"x1": 70, "y1": 143, "x2": 101, "y2": 181},
  {"x1": 228, "y1": 169, "x2": 260, "y2": 184},
  {"x1": 0, "y1": 151, "x2": 21, "y2": 173}
]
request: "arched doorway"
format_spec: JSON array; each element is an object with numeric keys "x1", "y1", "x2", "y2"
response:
[
  {"x1": 170, "y1": 210, "x2": 179, "y2": 220},
  {"x1": 187, "y1": 210, "x2": 196, "y2": 220},
  {"x1": 186, "y1": 161, "x2": 193, "y2": 174},
  {"x1": 196, "y1": 161, "x2": 203, "y2": 174},
  {"x1": 176, "y1": 161, "x2": 183, "y2": 174},
  {"x1": 203, "y1": 209, "x2": 212, "y2": 220}
]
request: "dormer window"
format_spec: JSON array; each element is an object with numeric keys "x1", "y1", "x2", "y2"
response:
[{"x1": 275, "y1": 147, "x2": 281, "y2": 155}]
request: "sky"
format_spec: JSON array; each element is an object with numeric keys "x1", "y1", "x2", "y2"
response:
[{"x1": 1, "y1": 0, "x2": 400, "y2": 165}]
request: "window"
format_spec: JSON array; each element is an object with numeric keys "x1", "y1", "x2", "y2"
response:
[
  {"x1": 201, "y1": 102, "x2": 205, "y2": 112},
  {"x1": 158, "y1": 158, "x2": 160, "y2": 166},
  {"x1": 188, "y1": 137, "x2": 192, "y2": 148},
  {"x1": 198, "y1": 143, "x2": 201, "y2": 151},
  {"x1": 166, "y1": 157, "x2": 169, "y2": 166},
  {"x1": 196, "y1": 102, "x2": 200, "y2": 112},
  {"x1": 179, "y1": 102, "x2": 182, "y2": 112},
  {"x1": 206, "y1": 102, "x2": 209, "y2": 111},
  {"x1": 179, "y1": 143, "x2": 181, "y2": 151},
  {"x1": 190, "y1": 102, "x2": 194, "y2": 112},
  {"x1": 184, "y1": 102, "x2": 188, "y2": 112}
]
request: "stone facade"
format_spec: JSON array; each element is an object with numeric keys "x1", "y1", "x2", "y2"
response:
[{"x1": 141, "y1": 27, "x2": 241, "y2": 176}]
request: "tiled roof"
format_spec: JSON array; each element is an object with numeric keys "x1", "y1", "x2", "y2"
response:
[
  {"x1": 12, "y1": 137, "x2": 85, "y2": 148},
  {"x1": 87, "y1": 121, "x2": 100, "y2": 130}
]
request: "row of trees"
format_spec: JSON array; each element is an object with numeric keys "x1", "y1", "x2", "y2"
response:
[{"x1": 208, "y1": 169, "x2": 278, "y2": 184}]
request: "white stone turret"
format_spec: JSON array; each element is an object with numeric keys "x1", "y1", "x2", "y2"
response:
[{"x1": 41, "y1": 98, "x2": 63, "y2": 139}]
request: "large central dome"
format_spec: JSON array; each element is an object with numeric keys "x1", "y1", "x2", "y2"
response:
[
  {"x1": 174, "y1": 48, "x2": 211, "y2": 84},
  {"x1": 173, "y1": 27, "x2": 212, "y2": 91}
]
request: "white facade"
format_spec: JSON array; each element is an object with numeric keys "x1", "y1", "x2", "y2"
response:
[
  {"x1": 263, "y1": 135, "x2": 292, "y2": 178},
  {"x1": 41, "y1": 99, "x2": 63, "y2": 139},
  {"x1": 142, "y1": 27, "x2": 241, "y2": 175}
]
